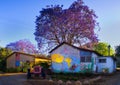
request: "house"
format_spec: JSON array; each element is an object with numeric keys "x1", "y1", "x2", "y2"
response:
[
  {"x1": 49, "y1": 42, "x2": 116, "y2": 73},
  {"x1": 97, "y1": 57, "x2": 116, "y2": 73},
  {"x1": 6, "y1": 52, "x2": 51, "y2": 68}
]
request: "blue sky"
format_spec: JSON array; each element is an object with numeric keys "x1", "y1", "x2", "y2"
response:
[{"x1": 0, "y1": 0, "x2": 120, "y2": 49}]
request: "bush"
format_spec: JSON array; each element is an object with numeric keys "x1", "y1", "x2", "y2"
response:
[
  {"x1": 36, "y1": 62, "x2": 50, "y2": 69},
  {"x1": 22, "y1": 62, "x2": 31, "y2": 73},
  {"x1": 0, "y1": 58, "x2": 6, "y2": 72},
  {"x1": 6, "y1": 67, "x2": 21, "y2": 73},
  {"x1": 117, "y1": 64, "x2": 120, "y2": 68},
  {"x1": 51, "y1": 72, "x2": 94, "y2": 81}
]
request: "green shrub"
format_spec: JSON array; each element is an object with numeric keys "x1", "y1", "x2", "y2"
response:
[
  {"x1": 36, "y1": 62, "x2": 50, "y2": 69},
  {"x1": 0, "y1": 58, "x2": 6, "y2": 72},
  {"x1": 117, "y1": 64, "x2": 120, "y2": 67},
  {"x1": 22, "y1": 67, "x2": 28, "y2": 73},
  {"x1": 21, "y1": 62, "x2": 30, "y2": 73},
  {"x1": 6, "y1": 67, "x2": 21, "y2": 73}
]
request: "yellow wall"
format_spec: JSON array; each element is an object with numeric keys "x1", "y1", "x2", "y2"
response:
[{"x1": 35, "y1": 58, "x2": 51, "y2": 64}]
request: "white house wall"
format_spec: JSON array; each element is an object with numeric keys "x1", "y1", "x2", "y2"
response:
[{"x1": 97, "y1": 57, "x2": 115, "y2": 73}]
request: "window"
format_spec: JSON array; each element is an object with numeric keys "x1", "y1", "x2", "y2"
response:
[
  {"x1": 81, "y1": 56, "x2": 85, "y2": 62},
  {"x1": 99, "y1": 59, "x2": 106, "y2": 63},
  {"x1": 86, "y1": 56, "x2": 91, "y2": 62},
  {"x1": 81, "y1": 56, "x2": 91, "y2": 62}
]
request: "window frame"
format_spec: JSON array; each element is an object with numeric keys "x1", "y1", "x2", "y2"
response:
[
  {"x1": 99, "y1": 59, "x2": 106, "y2": 63},
  {"x1": 80, "y1": 56, "x2": 92, "y2": 62}
]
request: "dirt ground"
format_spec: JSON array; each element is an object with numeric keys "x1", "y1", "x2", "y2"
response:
[
  {"x1": 93, "y1": 71, "x2": 120, "y2": 85},
  {"x1": 25, "y1": 71, "x2": 120, "y2": 85},
  {"x1": 1, "y1": 72, "x2": 120, "y2": 85}
]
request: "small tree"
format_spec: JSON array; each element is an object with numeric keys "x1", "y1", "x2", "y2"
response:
[
  {"x1": 115, "y1": 45, "x2": 120, "y2": 67},
  {"x1": 115, "y1": 45, "x2": 120, "y2": 57},
  {"x1": 93, "y1": 42, "x2": 114, "y2": 56},
  {"x1": 0, "y1": 47, "x2": 12, "y2": 72}
]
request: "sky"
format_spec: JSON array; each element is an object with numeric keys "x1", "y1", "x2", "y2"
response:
[{"x1": 0, "y1": 0, "x2": 120, "y2": 49}]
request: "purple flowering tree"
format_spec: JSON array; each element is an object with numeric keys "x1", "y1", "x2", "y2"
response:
[
  {"x1": 6, "y1": 39, "x2": 38, "y2": 54},
  {"x1": 34, "y1": 0, "x2": 99, "y2": 52}
]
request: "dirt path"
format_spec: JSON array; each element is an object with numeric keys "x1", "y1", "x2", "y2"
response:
[
  {"x1": 93, "y1": 72, "x2": 120, "y2": 85},
  {"x1": 0, "y1": 73, "x2": 27, "y2": 85},
  {"x1": 23, "y1": 72, "x2": 120, "y2": 85},
  {"x1": 0, "y1": 72, "x2": 120, "y2": 85}
]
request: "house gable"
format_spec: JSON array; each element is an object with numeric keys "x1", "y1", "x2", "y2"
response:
[
  {"x1": 50, "y1": 44, "x2": 79, "y2": 55},
  {"x1": 49, "y1": 42, "x2": 102, "y2": 73},
  {"x1": 50, "y1": 43, "x2": 80, "y2": 73},
  {"x1": 49, "y1": 42, "x2": 101, "y2": 56}
]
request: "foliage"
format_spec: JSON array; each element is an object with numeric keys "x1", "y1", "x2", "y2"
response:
[
  {"x1": 93, "y1": 42, "x2": 115, "y2": 56},
  {"x1": 51, "y1": 73, "x2": 93, "y2": 81},
  {"x1": 115, "y1": 45, "x2": 120, "y2": 57},
  {"x1": 115, "y1": 45, "x2": 120, "y2": 67},
  {"x1": 6, "y1": 61, "x2": 32, "y2": 73},
  {"x1": 35, "y1": 62, "x2": 50, "y2": 69},
  {"x1": 34, "y1": 0, "x2": 99, "y2": 52},
  {"x1": 6, "y1": 67, "x2": 21, "y2": 73},
  {"x1": 6, "y1": 39, "x2": 38, "y2": 54},
  {"x1": 116, "y1": 57, "x2": 120, "y2": 68},
  {"x1": 0, "y1": 47, "x2": 12, "y2": 58},
  {"x1": 22, "y1": 67, "x2": 28, "y2": 73},
  {"x1": 0, "y1": 58, "x2": 6, "y2": 72},
  {"x1": 117, "y1": 63, "x2": 120, "y2": 67},
  {"x1": 0, "y1": 47, "x2": 12, "y2": 72},
  {"x1": 22, "y1": 61, "x2": 32, "y2": 73}
]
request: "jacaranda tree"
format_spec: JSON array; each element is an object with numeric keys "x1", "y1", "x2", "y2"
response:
[
  {"x1": 34, "y1": 0, "x2": 99, "y2": 52},
  {"x1": 6, "y1": 39, "x2": 38, "y2": 54}
]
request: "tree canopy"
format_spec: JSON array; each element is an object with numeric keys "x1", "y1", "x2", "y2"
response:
[
  {"x1": 93, "y1": 42, "x2": 115, "y2": 56},
  {"x1": 6, "y1": 39, "x2": 38, "y2": 54},
  {"x1": 115, "y1": 45, "x2": 120, "y2": 57},
  {"x1": 34, "y1": 0, "x2": 99, "y2": 52},
  {"x1": 0, "y1": 47, "x2": 12, "y2": 72},
  {"x1": 0, "y1": 47, "x2": 12, "y2": 58}
]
